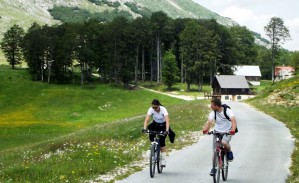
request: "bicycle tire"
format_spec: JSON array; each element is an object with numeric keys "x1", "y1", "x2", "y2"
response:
[
  {"x1": 222, "y1": 153, "x2": 228, "y2": 181},
  {"x1": 150, "y1": 144, "x2": 156, "y2": 178},
  {"x1": 213, "y1": 151, "x2": 220, "y2": 183},
  {"x1": 157, "y1": 148, "x2": 163, "y2": 173}
]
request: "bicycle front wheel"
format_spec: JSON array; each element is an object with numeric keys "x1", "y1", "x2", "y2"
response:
[
  {"x1": 212, "y1": 151, "x2": 220, "y2": 183},
  {"x1": 222, "y1": 153, "x2": 228, "y2": 181},
  {"x1": 150, "y1": 144, "x2": 156, "y2": 178},
  {"x1": 157, "y1": 149, "x2": 163, "y2": 173}
]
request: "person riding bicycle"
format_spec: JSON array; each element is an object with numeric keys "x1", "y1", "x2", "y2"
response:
[
  {"x1": 143, "y1": 99, "x2": 169, "y2": 167},
  {"x1": 202, "y1": 99, "x2": 237, "y2": 174}
]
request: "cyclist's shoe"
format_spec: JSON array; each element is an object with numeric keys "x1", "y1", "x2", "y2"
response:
[
  {"x1": 161, "y1": 160, "x2": 166, "y2": 167},
  {"x1": 210, "y1": 168, "x2": 216, "y2": 176},
  {"x1": 227, "y1": 151, "x2": 234, "y2": 162}
]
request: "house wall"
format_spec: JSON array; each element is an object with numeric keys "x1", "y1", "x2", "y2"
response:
[
  {"x1": 220, "y1": 94, "x2": 256, "y2": 101},
  {"x1": 213, "y1": 88, "x2": 250, "y2": 95}
]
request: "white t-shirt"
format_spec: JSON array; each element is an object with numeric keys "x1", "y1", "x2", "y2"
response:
[
  {"x1": 147, "y1": 106, "x2": 168, "y2": 123},
  {"x1": 208, "y1": 108, "x2": 235, "y2": 132}
]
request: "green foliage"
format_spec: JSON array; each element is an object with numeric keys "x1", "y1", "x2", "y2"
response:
[
  {"x1": 163, "y1": 50, "x2": 179, "y2": 90},
  {"x1": 179, "y1": 20, "x2": 219, "y2": 91},
  {"x1": 229, "y1": 26, "x2": 257, "y2": 65},
  {"x1": 0, "y1": 24, "x2": 25, "y2": 69},
  {"x1": 264, "y1": 17, "x2": 291, "y2": 82},
  {"x1": 290, "y1": 51, "x2": 299, "y2": 70},
  {"x1": 124, "y1": 2, "x2": 152, "y2": 17},
  {"x1": 48, "y1": 6, "x2": 132, "y2": 23}
]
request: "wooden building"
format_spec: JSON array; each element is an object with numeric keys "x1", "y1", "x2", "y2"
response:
[{"x1": 212, "y1": 75, "x2": 254, "y2": 101}]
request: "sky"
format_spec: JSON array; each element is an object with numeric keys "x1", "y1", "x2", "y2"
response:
[{"x1": 193, "y1": 0, "x2": 299, "y2": 51}]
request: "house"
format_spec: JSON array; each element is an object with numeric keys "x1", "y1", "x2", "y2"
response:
[
  {"x1": 275, "y1": 66, "x2": 295, "y2": 81},
  {"x1": 212, "y1": 75, "x2": 254, "y2": 101},
  {"x1": 233, "y1": 65, "x2": 261, "y2": 85}
]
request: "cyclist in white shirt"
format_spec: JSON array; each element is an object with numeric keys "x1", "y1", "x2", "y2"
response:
[
  {"x1": 202, "y1": 99, "x2": 237, "y2": 176},
  {"x1": 143, "y1": 99, "x2": 170, "y2": 167},
  {"x1": 203, "y1": 99, "x2": 237, "y2": 156}
]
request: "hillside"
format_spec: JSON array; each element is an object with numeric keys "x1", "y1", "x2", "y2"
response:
[
  {"x1": 0, "y1": 0, "x2": 237, "y2": 38},
  {"x1": 0, "y1": 65, "x2": 209, "y2": 182}
]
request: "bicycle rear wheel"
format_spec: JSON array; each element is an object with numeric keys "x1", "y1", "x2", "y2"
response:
[
  {"x1": 212, "y1": 151, "x2": 220, "y2": 183},
  {"x1": 157, "y1": 149, "x2": 163, "y2": 173},
  {"x1": 150, "y1": 144, "x2": 156, "y2": 178},
  {"x1": 222, "y1": 153, "x2": 228, "y2": 181}
]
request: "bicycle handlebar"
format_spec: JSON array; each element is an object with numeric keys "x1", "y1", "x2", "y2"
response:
[
  {"x1": 208, "y1": 131, "x2": 230, "y2": 135},
  {"x1": 143, "y1": 129, "x2": 166, "y2": 135}
]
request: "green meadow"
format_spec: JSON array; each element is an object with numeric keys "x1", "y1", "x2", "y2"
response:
[{"x1": 0, "y1": 65, "x2": 209, "y2": 182}]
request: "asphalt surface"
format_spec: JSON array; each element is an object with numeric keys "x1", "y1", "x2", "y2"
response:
[{"x1": 117, "y1": 101, "x2": 294, "y2": 183}]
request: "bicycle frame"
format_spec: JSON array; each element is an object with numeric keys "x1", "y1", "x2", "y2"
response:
[
  {"x1": 208, "y1": 131, "x2": 229, "y2": 183},
  {"x1": 144, "y1": 130, "x2": 165, "y2": 178}
]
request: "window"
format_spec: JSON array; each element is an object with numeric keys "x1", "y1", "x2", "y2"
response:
[
  {"x1": 237, "y1": 95, "x2": 241, "y2": 100},
  {"x1": 225, "y1": 95, "x2": 229, "y2": 100}
]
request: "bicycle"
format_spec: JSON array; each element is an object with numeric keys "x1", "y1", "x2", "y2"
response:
[
  {"x1": 143, "y1": 129, "x2": 166, "y2": 178},
  {"x1": 208, "y1": 131, "x2": 229, "y2": 183}
]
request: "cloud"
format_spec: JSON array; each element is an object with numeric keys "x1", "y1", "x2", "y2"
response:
[
  {"x1": 193, "y1": 0, "x2": 299, "y2": 51},
  {"x1": 284, "y1": 18, "x2": 299, "y2": 51}
]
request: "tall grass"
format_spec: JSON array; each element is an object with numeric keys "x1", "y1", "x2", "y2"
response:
[
  {"x1": 0, "y1": 100, "x2": 209, "y2": 182},
  {"x1": 247, "y1": 76, "x2": 299, "y2": 182},
  {"x1": 0, "y1": 65, "x2": 210, "y2": 182},
  {"x1": 0, "y1": 65, "x2": 182, "y2": 151},
  {"x1": 140, "y1": 81, "x2": 212, "y2": 97}
]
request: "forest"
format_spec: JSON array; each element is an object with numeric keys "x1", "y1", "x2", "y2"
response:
[{"x1": 1, "y1": 11, "x2": 298, "y2": 90}]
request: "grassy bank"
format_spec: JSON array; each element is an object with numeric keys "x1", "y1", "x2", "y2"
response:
[
  {"x1": 140, "y1": 81, "x2": 212, "y2": 97},
  {"x1": 246, "y1": 76, "x2": 299, "y2": 182},
  {"x1": 0, "y1": 65, "x2": 210, "y2": 182},
  {"x1": 0, "y1": 65, "x2": 183, "y2": 151},
  {"x1": 0, "y1": 100, "x2": 209, "y2": 182}
]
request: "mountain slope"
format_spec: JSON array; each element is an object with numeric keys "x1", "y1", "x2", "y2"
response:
[{"x1": 0, "y1": 0, "x2": 237, "y2": 38}]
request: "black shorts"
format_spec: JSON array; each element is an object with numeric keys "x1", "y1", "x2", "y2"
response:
[{"x1": 147, "y1": 121, "x2": 167, "y2": 147}]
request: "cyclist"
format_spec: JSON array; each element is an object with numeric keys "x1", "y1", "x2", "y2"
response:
[
  {"x1": 143, "y1": 99, "x2": 169, "y2": 167},
  {"x1": 202, "y1": 98, "x2": 237, "y2": 175}
]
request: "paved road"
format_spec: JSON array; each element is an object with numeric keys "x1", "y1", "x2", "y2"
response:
[{"x1": 117, "y1": 101, "x2": 294, "y2": 183}]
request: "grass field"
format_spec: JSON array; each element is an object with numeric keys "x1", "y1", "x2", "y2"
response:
[
  {"x1": 140, "y1": 81, "x2": 212, "y2": 97},
  {"x1": 0, "y1": 65, "x2": 210, "y2": 182},
  {"x1": 0, "y1": 65, "x2": 185, "y2": 151},
  {"x1": 247, "y1": 76, "x2": 299, "y2": 182}
]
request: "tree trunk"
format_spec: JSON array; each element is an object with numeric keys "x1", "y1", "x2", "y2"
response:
[
  {"x1": 80, "y1": 63, "x2": 84, "y2": 86},
  {"x1": 181, "y1": 53, "x2": 184, "y2": 83},
  {"x1": 150, "y1": 41, "x2": 153, "y2": 84},
  {"x1": 156, "y1": 34, "x2": 160, "y2": 84},
  {"x1": 135, "y1": 45, "x2": 139, "y2": 85},
  {"x1": 271, "y1": 43, "x2": 275, "y2": 84},
  {"x1": 114, "y1": 41, "x2": 117, "y2": 84},
  {"x1": 142, "y1": 46, "x2": 145, "y2": 82},
  {"x1": 160, "y1": 43, "x2": 162, "y2": 83},
  {"x1": 187, "y1": 82, "x2": 190, "y2": 92}
]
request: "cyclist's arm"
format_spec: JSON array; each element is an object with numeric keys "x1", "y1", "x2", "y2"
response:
[
  {"x1": 143, "y1": 114, "x2": 151, "y2": 129},
  {"x1": 165, "y1": 115, "x2": 170, "y2": 132},
  {"x1": 230, "y1": 116, "x2": 237, "y2": 132},
  {"x1": 203, "y1": 119, "x2": 213, "y2": 132}
]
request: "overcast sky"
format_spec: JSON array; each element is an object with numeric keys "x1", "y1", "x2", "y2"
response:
[{"x1": 193, "y1": 0, "x2": 299, "y2": 51}]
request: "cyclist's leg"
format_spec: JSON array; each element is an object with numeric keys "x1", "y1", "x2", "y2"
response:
[
  {"x1": 158, "y1": 124, "x2": 167, "y2": 166},
  {"x1": 222, "y1": 135, "x2": 234, "y2": 161},
  {"x1": 221, "y1": 135, "x2": 232, "y2": 151},
  {"x1": 148, "y1": 122, "x2": 158, "y2": 143}
]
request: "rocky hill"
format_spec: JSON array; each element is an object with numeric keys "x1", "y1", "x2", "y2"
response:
[{"x1": 0, "y1": 0, "x2": 237, "y2": 37}]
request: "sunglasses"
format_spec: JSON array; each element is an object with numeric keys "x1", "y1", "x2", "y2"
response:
[{"x1": 152, "y1": 106, "x2": 159, "y2": 110}]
